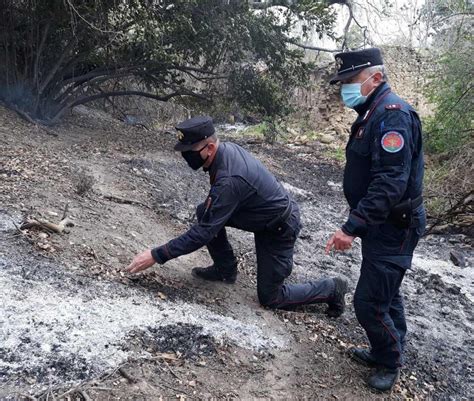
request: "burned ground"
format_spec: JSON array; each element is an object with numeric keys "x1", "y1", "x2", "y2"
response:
[{"x1": 0, "y1": 105, "x2": 472, "y2": 400}]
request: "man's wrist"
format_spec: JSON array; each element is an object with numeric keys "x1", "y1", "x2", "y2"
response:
[
  {"x1": 151, "y1": 247, "x2": 165, "y2": 264},
  {"x1": 341, "y1": 226, "x2": 354, "y2": 237},
  {"x1": 342, "y1": 212, "x2": 368, "y2": 237}
]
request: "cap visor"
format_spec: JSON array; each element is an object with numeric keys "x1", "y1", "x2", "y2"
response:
[
  {"x1": 174, "y1": 138, "x2": 207, "y2": 152},
  {"x1": 174, "y1": 142, "x2": 194, "y2": 151},
  {"x1": 329, "y1": 69, "x2": 363, "y2": 85}
]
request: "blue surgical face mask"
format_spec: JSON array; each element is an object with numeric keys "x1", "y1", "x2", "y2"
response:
[{"x1": 340, "y1": 74, "x2": 375, "y2": 109}]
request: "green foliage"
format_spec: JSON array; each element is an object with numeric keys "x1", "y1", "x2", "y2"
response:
[
  {"x1": 242, "y1": 123, "x2": 267, "y2": 138},
  {"x1": 0, "y1": 0, "x2": 335, "y2": 124},
  {"x1": 424, "y1": 49, "x2": 473, "y2": 153},
  {"x1": 241, "y1": 119, "x2": 284, "y2": 144},
  {"x1": 423, "y1": 0, "x2": 473, "y2": 153},
  {"x1": 325, "y1": 147, "x2": 345, "y2": 162}
]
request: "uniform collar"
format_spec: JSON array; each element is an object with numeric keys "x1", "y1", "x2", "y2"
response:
[
  {"x1": 354, "y1": 82, "x2": 390, "y2": 116},
  {"x1": 207, "y1": 142, "x2": 224, "y2": 184}
]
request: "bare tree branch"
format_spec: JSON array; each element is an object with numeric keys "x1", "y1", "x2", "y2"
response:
[
  {"x1": 38, "y1": 40, "x2": 76, "y2": 96},
  {"x1": 249, "y1": 0, "x2": 349, "y2": 8},
  {"x1": 51, "y1": 89, "x2": 208, "y2": 123},
  {"x1": 289, "y1": 40, "x2": 342, "y2": 52}
]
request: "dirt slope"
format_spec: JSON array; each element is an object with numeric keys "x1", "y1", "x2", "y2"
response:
[{"x1": 0, "y1": 105, "x2": 472, "y2": 400}]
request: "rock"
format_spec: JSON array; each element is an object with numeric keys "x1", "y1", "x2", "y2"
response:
[
  {"x1": 333, "y1": 125, "x2": 348, "y2": 137},
  {"x1": 37, "y1": 242, "x2": 51, "y2": 250},
  {"x1": 319, "y1": 134, "x2": 334, "y2": 144},
  {"x1": 287, "y1": 127, "x2": 299, "y2": 137},
  {"x1": 449, "y1": 250, "x2": 468, "y2": 267},
  {"x1": 440, "y1": 306, "x2": 450, "y2": 315},
  {"x1": 447, "y1": 234, "x2": 466, "y2": 244},
  {"x1": 157, "y1": 292, "x2": 167, "y2": 300}
]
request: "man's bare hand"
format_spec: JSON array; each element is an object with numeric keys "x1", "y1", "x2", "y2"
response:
[
  {"x1": 125, "y1": 249, "x2": 155, "y2": 273},
  {"x1": 325, "y1": 230, "x2": 355, "y2": 254}
]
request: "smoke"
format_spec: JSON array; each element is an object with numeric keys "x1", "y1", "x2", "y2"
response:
[{"x1": 0, "y1": 83, "x2": 58, "y2": 122}]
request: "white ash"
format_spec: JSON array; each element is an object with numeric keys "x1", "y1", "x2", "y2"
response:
[
  {"x1": 0, "y1": 253, "x2": 286, "y2": 389},
  {"x1": 281, "y1": 182, "x2": 313, "y2": 199}
]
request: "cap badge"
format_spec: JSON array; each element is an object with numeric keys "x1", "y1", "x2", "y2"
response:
[
  {"x1": 335, "y1": 57, "x2": 343, "y2": 70},
  {"x1": 177, "y1": 131, "x2": 184, "y2": 141}
]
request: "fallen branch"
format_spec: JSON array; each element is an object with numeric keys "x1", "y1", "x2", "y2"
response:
[
  {"x1": 425, "y1": 190, "x2": 473, "y2": 235},
  {"x1": 20, "y1": 217, "x2": 74, "y2": 234},
  {"x1": 20, "y1": 205, "x2": 74, "y2": 234},
  {"x1": 102, "y1": 194, "x2": 152, "y2": 210}
]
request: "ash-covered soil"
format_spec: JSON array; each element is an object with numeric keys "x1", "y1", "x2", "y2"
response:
[
  {"x1": 124, "y1": 323, "x2": 217, "y2": 359},
  {"x1": 0, "y1": 105, "x2": 472, "y2": 400}
]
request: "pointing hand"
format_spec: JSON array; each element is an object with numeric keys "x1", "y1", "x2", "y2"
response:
[{"x1": 125, "y1": 249, "x2": 155, "y2": 273}]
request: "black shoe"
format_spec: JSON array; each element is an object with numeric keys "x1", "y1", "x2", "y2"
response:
[
  {"x1": 349, "y1": 347, "x2": 378, "y2": 367},
  {"x1": 191, "y1": 264, "x2": 237, "y2": 284},
  {"x1": 326, "y1": 277, "x2": 348, "y2": 317},
  {"x1": 367, "y1": 367, "x2": 400, "y2": 392}
]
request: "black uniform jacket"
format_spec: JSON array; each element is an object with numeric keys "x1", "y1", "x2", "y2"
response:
[{"x1": 152, "y1": 142, "x2": 293, "y2": 264}]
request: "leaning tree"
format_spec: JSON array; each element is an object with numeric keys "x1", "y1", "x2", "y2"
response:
[{"x1": 0, "y1": 0, "x2": 348, "y2": 125}]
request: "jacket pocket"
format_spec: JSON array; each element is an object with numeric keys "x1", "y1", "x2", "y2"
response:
[{"x1": 347, "y1": 134, "x2": 371, "y2": 157}]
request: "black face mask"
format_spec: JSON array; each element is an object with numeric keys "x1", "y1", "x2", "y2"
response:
[{"x1": 181, "y1": 144, "x2": 209, "y2": 171}]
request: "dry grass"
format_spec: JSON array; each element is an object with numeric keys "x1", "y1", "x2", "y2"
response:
[
  {"x1": 72, "y1": 168, "x2": 95, "y2": 196},
  {"x1": 424, "y1": 142, "x2": 473, "y2": 232}
]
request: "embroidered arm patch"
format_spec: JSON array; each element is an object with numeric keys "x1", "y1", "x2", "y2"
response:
[{"x1": 381, "y1": 131, "x2": 404, "y2": 153}]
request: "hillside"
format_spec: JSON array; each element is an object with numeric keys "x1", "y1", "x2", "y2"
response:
[{"x1": 0, "y1": 105, "x2": 472, "y2": 400}]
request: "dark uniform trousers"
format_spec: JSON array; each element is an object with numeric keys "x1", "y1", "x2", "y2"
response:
[
  {"x1": 354, "y1": 206, "x2": 426, "y2": 369},
  {"x1": 196, "y1": 202, "x2": 335, "y2": 309}
]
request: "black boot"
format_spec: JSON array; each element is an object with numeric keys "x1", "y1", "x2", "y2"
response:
[
  {"x1": 348, "y1": 347, "x2": 378, "y2": 367},
  {"x1": 326, "y1": 277, "x2": 348, "y2": 317},
  {"x1": 191, "y1": 264, "x2": 237, "y2": 284},
  {"x1": 368, "y1": 367, "x2": 400, "y2": 392}
]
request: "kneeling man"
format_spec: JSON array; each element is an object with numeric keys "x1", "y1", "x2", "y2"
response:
[{"x1": 127, "y1": 116, "x2": 348, "y2": 315}]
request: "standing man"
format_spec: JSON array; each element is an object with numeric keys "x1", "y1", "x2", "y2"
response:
[
  {"x1": 126, "y1": 116, "x2": 348, "y2": 315},
  {"x1": 325, "y1": 48, "x2": 426, "y2": 392}
]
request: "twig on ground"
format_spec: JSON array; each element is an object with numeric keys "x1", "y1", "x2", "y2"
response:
[
  {"x1": 78, "y1": 389, "x2": 92, "y2": 401},
  {"x1": 102, "y1": 194, "x2": 152, "y2": 210},
  {"x1": 155, "y1": 379, "x2": 192, "y2": 397},
  {"x1": 88, "y1": 387, "x2": 113, "y2": 391},
  {"x1": 165, "y1": 362, "x2": 183, "y2": 381},
  {"x1": 16, "y1": 393, "x2": 38, "y2": 401},
  {"x1": 61, "y1": 203, "x2": 69, "y2": 220},
  {"x1": 118, "y1": 367, "x2": 138, "y2": 384}
]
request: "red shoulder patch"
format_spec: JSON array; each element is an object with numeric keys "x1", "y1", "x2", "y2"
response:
[
  {"x1": 385, "y1": 104, "x2": 402, "y2": 110},
  {"x1": 381, "y1": 131, "x2": 404, "y2": 153}
]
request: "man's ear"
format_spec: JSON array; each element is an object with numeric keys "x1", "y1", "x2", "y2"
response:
[
  {"x1": 207, "y1": 141, "x2": 217, "y2": 152},
  {"x1": 373, "y1": 71, "x2": 383, "y2": 84}
]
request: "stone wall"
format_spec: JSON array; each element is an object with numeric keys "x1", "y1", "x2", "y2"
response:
[{"x1": 289, "y1": 46, "x2": 432, "y2": 141}]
